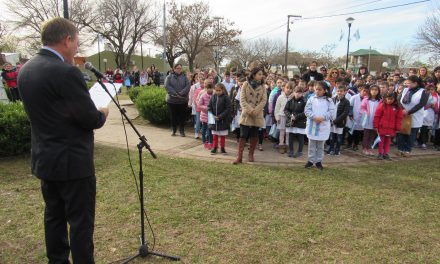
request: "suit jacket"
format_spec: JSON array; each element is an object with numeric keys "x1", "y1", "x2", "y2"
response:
[{"x1": 18, "y1": 49, "x2": 106, "y2": 181}]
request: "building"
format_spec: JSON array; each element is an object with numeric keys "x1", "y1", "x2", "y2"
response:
[{"x1": 348, "y1": 49, "x2": 399, "y2": 74}]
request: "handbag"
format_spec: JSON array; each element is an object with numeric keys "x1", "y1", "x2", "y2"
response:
[{"x1": 400, "y1": 115, "x2": 412, "y2": 135}]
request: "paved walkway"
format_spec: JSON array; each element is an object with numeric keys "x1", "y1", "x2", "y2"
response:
[{"x1": 94, "y1": 100, "x2": 439, "y2": 167}]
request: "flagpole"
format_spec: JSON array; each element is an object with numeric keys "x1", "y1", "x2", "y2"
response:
[{"x1": 98, "y1": 34, "x2": 101, "y2": 72}]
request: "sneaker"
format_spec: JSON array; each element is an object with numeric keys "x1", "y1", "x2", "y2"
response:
[
  {"x1": 329, "y1": 151, "x2": 335, "y2": 156},
  {"x1": 334, "y1": 152, "x2": 340, "y2": 156},
  {"x1": 401, "y1": 151, "x2": 410, "y2": 157},
  {"x1": 180, "y1": 132, "x2": 186, "y2": 137},
  {"x1": 421, "y1": 144, "x2": 427, "y2": 150},
  {"x1": 304, "y1": 161, "x2": 314, "y2": 169},
  {"x1": 294, "y1": 152, "x2": 303, "y2": 158},
  {"x1": 210, "y1": 147, "x2": 217, "y2": 155},
  {"x1": 171, "y1": 132, "x2": 177, "y2": 136},
  {"x1": 258, "y1": 144, "x2": 264, "y2": 151},
  {"x1": 288, "y1": 151, "x2": 294, "y2": 157},
  {"x1": 315, "y1": 162, "x2": 324, "y2": 170},
  {"x1": 352, "y1": 145, "x2": 358, "y2": 151},
  {"x1": 377, "y1": 154, "x2": 383, "y2": 160},
  {"x1": 194, "y1": 132, "x2": 199, "y2": 139},
  {"x1": 368, "y1": 150, "x2": 374, "y2": 156},
  {"x1": 221, "y1": 147, "x2": 227, "y2": 154},
  {"x1": 344, "y1": 145, "x2": 352, "y2": 150},
  {"x1": 383, "y1": 154, "x2": 392, "y2": 161}
]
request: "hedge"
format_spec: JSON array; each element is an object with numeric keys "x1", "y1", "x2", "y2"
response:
[
  {"x1": 135, "y1": 87, "x2": 169, "y2": 124},
  {"x1": 0, "y1": 102, "x2": 31, "y2": 157},
  {"x1": 128, "y1": 86, "x2": 142, "y2": 103}
]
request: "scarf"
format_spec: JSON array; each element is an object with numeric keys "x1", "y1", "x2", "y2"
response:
[
  {"x1": 249, "y1": 80, "x2": 260, "y2": 89},
  {"x1": 402, "y1": 87, "x2": 420, "y2": 105}
]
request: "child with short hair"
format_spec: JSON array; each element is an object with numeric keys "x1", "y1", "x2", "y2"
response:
[
  {"x1": 274, "y1": 81, "x2": 294, "y2": 153},
  {"x1": 304, "y1": 81, "x2": 335, "y2": 170},
  {"x1": 328, "y1": 86, "x2": 350, "y2": 155},
  {"x1": 208, "y1": 83, "x2": 232, "y2": 154},
  {"x1": 373, "y1": 92, "x2": 403, "y2": 160},
  {"x1": 361, "y1": 84, "x2": 381, "y2": 155},
  {"x1": 284, "y1": 86, "x2": 307, "y2": 157}
]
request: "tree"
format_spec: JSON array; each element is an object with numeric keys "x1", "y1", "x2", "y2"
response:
[
  {"x1": 6, "y1": 0, "x2": 94, "y2": 53},
  {"x1": 251, "y1": 38, "x2": 285, "y2": 71},
  {"x1": 154, "y1": 18, "x2": 184, "y2": 69},
  {"x1": 319, "y1": 43, "x2": 337, "y2": 68},
  {"x1": 229, "y1": 40, "x2": 256, "y2": 70},
  {"x1": 81, "y1": 0, "x2": 158, "y2": 69},
  {"x1": 169, "y1": 1, "x2": 241, "y2": 72},
  {"x1": 416, "y1": 6, "x2": 440, "y2": 54},
  {"x1": 387, "y1": 41, "x2": 418, "y2": 68}
]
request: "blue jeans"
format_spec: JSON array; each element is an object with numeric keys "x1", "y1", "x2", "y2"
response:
[
  {"x1": 398, "y1": 128, "x2": 419, "y2": 152},
  {"x1": 194, "y1": 112, "x2": 201, "y2": 134},
  {"x1": 201, "y1": 122, "x2": 212, "y2": 144},
  {"x1": 328, "y1": 132, "x2": 343, "y2": 153}
]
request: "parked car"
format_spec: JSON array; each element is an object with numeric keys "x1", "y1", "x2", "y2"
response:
[{"x1": 82, "y1": 72, "x2": 92, "y2": 82}]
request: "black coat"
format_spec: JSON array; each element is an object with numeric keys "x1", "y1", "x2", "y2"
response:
[
  {"x1": 207, "y1": 93, "x2": 231, "y2": 131},
  {"x1": 332, "y1": 96, "x2": 350, "y2": 128},
  {"x1": 18, "y1": 49, "x2": 106, "y2": 181},
  {"x1": 284, "y1": 96, "x2": 307, "y2": 129},
  {"x1": 301, "y1": 70, "x2": 324, "y2": 83}
]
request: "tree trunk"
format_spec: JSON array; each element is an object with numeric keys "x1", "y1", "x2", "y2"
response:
[{"x1": 188, "y1": 56, "x2": 195, "y2": 72}]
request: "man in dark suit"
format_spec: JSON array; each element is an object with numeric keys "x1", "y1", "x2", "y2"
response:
[{"x1": 18, "y1": 18, "x2": 109, "y2": 264}]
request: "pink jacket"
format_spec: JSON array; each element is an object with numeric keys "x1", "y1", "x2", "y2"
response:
[
  {"x1": 198, "y1": 92, "x2": 212, "y2": 123},
  {"x1": 193, "y1": 87, "x2": 204, "y2": 112}
]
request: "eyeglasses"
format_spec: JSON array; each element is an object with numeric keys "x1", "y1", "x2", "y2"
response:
[{"x1": 332, "y1": 72, "x2": 338, "y2": 74}]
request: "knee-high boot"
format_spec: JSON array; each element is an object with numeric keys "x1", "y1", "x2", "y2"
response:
[
  {"x1": 248, "y1": 137, "x2": 258, "y2": 162},
  {"x1": 233, "y1": 138, "x2": 246, "y2": 165}
]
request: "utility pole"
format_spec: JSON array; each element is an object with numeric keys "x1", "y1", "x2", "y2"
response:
[
  {"x1": 63, "y1": 0, "x2": 69, "y2": 19},
  {"x1": 163, "y1": 0, "x2": 167, "y2": 73},
  {"x1": 213, "y1": 16, "x2": 223, "y2": 73},
  {"x1": 284, "y1": 15, "x2": 301, "y2": 76},
  {"x1": 98, "y1": 34, "x2": 101, "y2": 72},
  {"x1": 140, "y1": 40, "x2": 144, "y2": 70}
]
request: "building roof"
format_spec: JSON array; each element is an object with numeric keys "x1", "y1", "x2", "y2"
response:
[{"x1": 349, "y1": 49, "x2": 382, "y2": 56}]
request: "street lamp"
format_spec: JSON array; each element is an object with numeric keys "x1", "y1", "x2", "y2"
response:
[
  {"x1": 345, "y1": 17, "x2": 355, "y2": 70},
  {"x1": 63, "y1": 0, "x2": 69, "y2": 19},
  {"x1": 103, "y1": 58, "x2": 107, "y2": 71},
  {"x1": 284, "y1": 15, "x2": 302, "y2": 75},
  {"x1": 382, "y1": 61, "x2": 388, "y2": 74}
]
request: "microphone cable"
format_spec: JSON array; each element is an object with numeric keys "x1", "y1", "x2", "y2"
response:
[{"x1": 110, "y1": 83, "x2": 157, "y2": 252}]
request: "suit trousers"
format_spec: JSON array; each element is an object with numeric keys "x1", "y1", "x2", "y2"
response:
[{"x1": 41, "y1": 176, "x2": 96, "y2": 264}]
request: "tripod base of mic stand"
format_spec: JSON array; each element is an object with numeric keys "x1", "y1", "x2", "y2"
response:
[{"x1": 121, "y1": 244, "x2": 180, "y2": 263}]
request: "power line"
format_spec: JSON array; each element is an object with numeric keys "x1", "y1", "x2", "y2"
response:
[
  {"x1": 301, "y1": 0, "x2": 430, "y2": 20},
  {"x1": 330, "y1": 0, "x2": 384, "y2": 13},
  {"x1": 244, "y1": 23, "x2": 287, "y2": 41}
]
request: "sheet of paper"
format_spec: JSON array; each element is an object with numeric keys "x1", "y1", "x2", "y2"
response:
[{"x1": 89, "y1": 82, "x2": 122, "y2": 108}]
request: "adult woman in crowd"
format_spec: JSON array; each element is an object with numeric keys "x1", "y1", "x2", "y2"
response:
[
  {"x1": 397, "y1": 75, "x2": 429, "y2": 156},
  {"x1": 326, "y1": 67, "x2": 339, "y2": 88},
  {"x1": 418, "y1": 66, "x2": 429, "y2": 84},
  {"x1": 165, "y1": 64, "x2": 191, "y2": 137},
  {"x1": 233, "y1": 66, "x2": 267, "y2": 164}
]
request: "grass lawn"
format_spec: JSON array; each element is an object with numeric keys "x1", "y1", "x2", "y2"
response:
[{"x1": 1, "y1": 145, "x2": 440, "y2": 263}]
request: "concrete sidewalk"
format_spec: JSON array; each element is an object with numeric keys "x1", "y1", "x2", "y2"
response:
[{"x1": 94, "y1": 100, "x2": 439, "y2": 167}]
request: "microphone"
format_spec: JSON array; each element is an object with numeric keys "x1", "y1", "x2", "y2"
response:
[{"x1": 85, "y1": 62, "x2": 105, "y2": 80}]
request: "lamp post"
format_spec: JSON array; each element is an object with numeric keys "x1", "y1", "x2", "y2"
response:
[
  {"x1": 284, "y1": 15, "x2": 301, "y2": 75},
  {"x1": 345, "y1": 17, "x2": 355, "y2": 70},
  {"x1": 213, "y1": 16, "x2": 223, "y2": 73},
  {"x1": 140, "y1": 40, "x2": 144, "y2": 70},
  {"x1": 97, "y1": 34, "x2": 101, "y2": 72},
  {"x1": 382, "y1": 61, "x2": 388, "y2": 74},
  {"x1": 103, "y1": 58, "x2": 107, "y2": 71},
  {"x1": 63, "y1": 0, "x2": 69, "y2": 19}
]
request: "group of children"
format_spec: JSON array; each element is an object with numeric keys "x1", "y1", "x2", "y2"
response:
[{"x1": 187, "y1": 67, "x2": 440, "y2": 170}]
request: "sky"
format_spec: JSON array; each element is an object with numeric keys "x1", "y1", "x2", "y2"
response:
[
  {"x1": 0, "y1": 0, "x2": 437, "y2": 60},
  {"x1": 173, "y1": 0, "x2": 436, "y2": 57}
]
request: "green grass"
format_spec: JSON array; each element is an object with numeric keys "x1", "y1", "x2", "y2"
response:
[{"x1": 1, "y1": 145, "x2": 440, "y2": 263}]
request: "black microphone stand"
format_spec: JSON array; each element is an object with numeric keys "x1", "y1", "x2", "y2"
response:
[{"x1": 95, "y1": 79, "x2": 180, "y2": 263}]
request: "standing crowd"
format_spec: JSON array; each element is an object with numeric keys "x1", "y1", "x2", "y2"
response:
[{"x1": 165, "y1": 62, "x2": 440, "y2": 170}]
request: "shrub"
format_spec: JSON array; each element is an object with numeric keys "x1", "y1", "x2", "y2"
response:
[
  {"x1": 0, "y1": 102, "x2": 31, "y2": 157},
  {"x1": 135, "y1": 87, "x2": 169, "y2": 124},
  {"x1": 128, "y1": 86, "x2": 142, "y2": 103}
]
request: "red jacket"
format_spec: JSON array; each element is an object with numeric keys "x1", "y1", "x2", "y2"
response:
[
  {"x1": 1, "y1": 68, "x2": 18, "y2": 88},
  {"x1": 373, "y1": 102, "x2": 403, "y2": 136}
]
